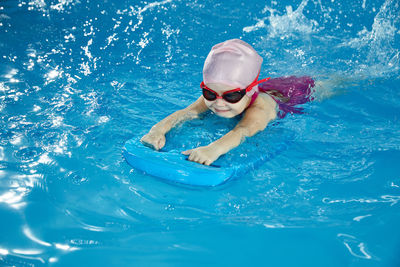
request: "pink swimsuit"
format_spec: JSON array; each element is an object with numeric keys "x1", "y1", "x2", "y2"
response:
[{"x1": 249, "y1": 76, "x2": 315, "y2": 118}]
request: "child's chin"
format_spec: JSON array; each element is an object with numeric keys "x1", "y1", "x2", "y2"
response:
[{"x1": 215, "y1": 111, "x2": 236, "y2": 118}]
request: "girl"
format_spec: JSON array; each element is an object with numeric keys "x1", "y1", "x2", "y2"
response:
[{"x1": 141, "y1": 39, "x2": 314, "y2": 165}]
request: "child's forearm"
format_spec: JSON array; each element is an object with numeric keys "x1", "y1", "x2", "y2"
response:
[
  {"x1": 149, "y1": 96, "x2": 208, "y2": 135},
  {"x1": 210, "y1": 126, "x2": 248, "y2": 156},
  {"x1": 150, "y1": 109, "x2": 197, "y2": 135},
  {"x1": 181, "y1": 126, "x2": 250, "y2": 165},
  {"x1": 209, "y1": 101, "x2": 276, "y2": 158}
]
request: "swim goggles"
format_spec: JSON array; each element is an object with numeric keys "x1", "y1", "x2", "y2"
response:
[{"x1": 200, "y1": 76, "x2": 270, "y2": 104}]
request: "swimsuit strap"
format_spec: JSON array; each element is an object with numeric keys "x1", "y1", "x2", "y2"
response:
[
  {"x1": 248, "y1": 90, "x2": 259, "y2": 107},
  {"x1": 246, "y1": 77, "x2": 270, "y2": 109}
]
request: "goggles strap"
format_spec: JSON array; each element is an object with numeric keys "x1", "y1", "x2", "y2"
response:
[{"x1": 246, "y1": 75, "x2": 270, "y2": 97}]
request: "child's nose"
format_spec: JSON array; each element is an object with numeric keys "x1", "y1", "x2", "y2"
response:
[{"x1": 215, "y1": 98, "x2": 226, "y2": 106}]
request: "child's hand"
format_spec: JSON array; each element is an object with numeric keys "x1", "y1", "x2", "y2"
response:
[
  {"x1": 182, "y1": 145, "x2": 220, "y2": 166},
  {"x1": 140, "y1": 131, "x2": 166, "y2": 150}
]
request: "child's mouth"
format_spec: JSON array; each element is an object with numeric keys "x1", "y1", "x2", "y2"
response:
[{"x1": 214, "y1": 108, "x2": 230, "y2": 113}]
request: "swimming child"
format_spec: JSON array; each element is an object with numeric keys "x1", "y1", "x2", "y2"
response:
[{"x1": 141, "y1": 39, "x2": 314, "y2": 165}]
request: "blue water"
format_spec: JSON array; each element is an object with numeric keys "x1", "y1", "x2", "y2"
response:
[{"x1": 1, "y1": 0, "x2": 400, "y2": 266}]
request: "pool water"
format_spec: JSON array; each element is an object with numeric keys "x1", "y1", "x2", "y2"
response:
[{"x1": 1, "y1": 0, "x2": 400, "y2": 266}]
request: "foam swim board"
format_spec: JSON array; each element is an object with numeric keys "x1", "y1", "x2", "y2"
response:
[
  {"x1": 123, "y1": 120, "x2": 294, "y2": 186},
  {"x1": 124, "y1": 138, "x2": 232, "y2": 186}
]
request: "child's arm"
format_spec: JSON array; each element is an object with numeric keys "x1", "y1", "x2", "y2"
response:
[
  {"x1": 182, "y1": 94, "x2": 277, "y2": 165},
  {"x1": 141, "y1": 96, "x2": 208, "y2": 150}
]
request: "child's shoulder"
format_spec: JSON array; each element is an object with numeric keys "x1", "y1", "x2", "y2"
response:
[
  {"x1": 245, "y1": 93, "x2": 278, "y2": 120},
  {"x1": 254, "y1": 92, "x2": 278, "y2": 111}
]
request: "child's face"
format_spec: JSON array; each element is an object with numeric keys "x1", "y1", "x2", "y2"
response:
[{"x1": 203, "y1": 83, "x2": 250, "y2": 118}]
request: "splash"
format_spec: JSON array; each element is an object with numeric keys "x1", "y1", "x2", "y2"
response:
[
  {"x1": 339, "y1": 0, "x2": 400, "y2": 76},
  {"x1": 243, "y1": 0, "x2": 400, "y2": 78},
  {"x1": 243, "y1": 0, "x2": 319, "y2": 38},
  {"x1": 267, "y1": 0, "x2": 319, "y2": 38},
  {"x1": 50, "y1": 0, "x2": 77, "y2": 11}
]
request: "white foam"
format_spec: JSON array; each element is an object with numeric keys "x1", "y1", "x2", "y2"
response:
[
  {"x1": 339, "y1": 0, "x2": 400, "y2": 76},
  {"x1": 243, "y1": 0, "x2": 319, "y2": 37}
]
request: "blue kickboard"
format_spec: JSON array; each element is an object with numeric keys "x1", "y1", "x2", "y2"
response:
[
  {"x1": 123, "y1": 138, "x2": 234, "y2": 186},
  {"x1": 123, "y1": 129, "x2": 293, "y2": 186}
]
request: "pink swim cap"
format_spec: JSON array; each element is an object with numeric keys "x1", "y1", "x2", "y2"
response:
[{"x1": 203, "y1": 39, "x2": 263, "y2": 92}]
